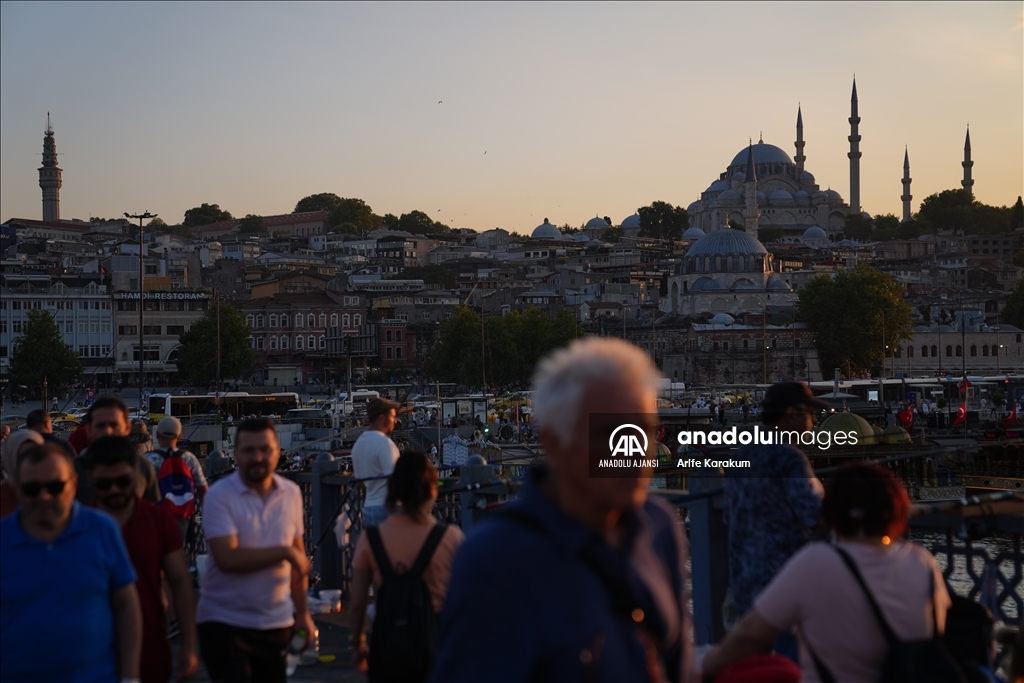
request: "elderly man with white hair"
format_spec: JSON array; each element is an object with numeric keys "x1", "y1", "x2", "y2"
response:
[{"x1": 430, "y1": 337, "x2": 695, "y2": 683}]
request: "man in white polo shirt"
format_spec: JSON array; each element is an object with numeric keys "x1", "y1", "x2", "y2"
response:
[
  {"x1": 350, "y1": 398, "x2": 401, "y2": 527},
  {"x1": 196, "y1": 417, "x2": 314, "y2": 681}
]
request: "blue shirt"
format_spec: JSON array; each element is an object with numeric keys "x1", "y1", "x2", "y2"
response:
[
  {"x1": 723, "y1": 443, "x2": 822, "y2": 615},
  {"x1": 430, "y1": 466, "x2": 694, "y2": 683},
  {"x1": 1, "y1": 502, "x2": 138, "y2": 683}
]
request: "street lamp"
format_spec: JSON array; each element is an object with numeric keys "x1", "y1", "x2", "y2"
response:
[{"x1": 124, "y1": 211, "x2": 156, "y2": 415}]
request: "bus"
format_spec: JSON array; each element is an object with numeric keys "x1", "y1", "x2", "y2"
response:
[{"x1": 148, "y1": 392, "x2": 301, "y2": 421}]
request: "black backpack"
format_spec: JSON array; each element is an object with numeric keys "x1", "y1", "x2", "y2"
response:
[
  {"x1": 809, "y1": 546, "x2": 965, "y2": 683},
  {"x1": 366, "y1": 524, "x2": 448, "y2": 683}
]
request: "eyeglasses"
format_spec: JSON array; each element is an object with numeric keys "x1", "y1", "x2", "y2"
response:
[
  {"x1": 19, "y1": 479, "x2": 71, "y2": 497},
  {"x1": 94, "y1": 475, "x2": 134, "y2": 492}
]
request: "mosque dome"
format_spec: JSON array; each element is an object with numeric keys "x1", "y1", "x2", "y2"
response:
[
  {"x1": 802, "y1": 226, "x2": 828, "y2": 240},
  {"x1": 718, "y1": 189, "x2": 742, "y2": 201},
  {"x1": 682, "y1": 227, "x2": 706, "y2": 240},
  {"x1": 794, "y1": 190, "x2": 811, "y2": 200},
  {"x1": 687, "y1": 229, "x2": 768, "y2": 258},
  {"x1": 574, "y1": 232, "x2": 590, "y2": 242},
  {"x1": 531, "y1": 219, "x2": 562, "y2": 239},
  {"x1": 799, "y1": 171, "x2": 815, "y2": 183},
  {"x1": 767, "y1": 189, "x2": 793, "y2": 201},
  {"x1": 817, "y1": 412, "x2": 878, "y2": 445},
  {"x1": 766, "y1": 274, "x2": 792, "y2": 291},
  {"x1": 586, "y1": 216, "x2": 610, "y2": 229},
  {"x1": 729, "y1": 142, "x2": 794, "y2": 167},
  {"x1": 825, "y1": 189, "x2": 843, "y2": 201},
  {"x1": 731, "y1": 278, "x2": 759, "y2": 290},
  {"x1": 686, "y1": 201, "x2": 699, "y2": 213},
  {"x1": 709, "y1": 313, "x2": 735, "y2": 324},
  {"x1": 757, "y1": 191, "x2": 766, "y2": 202},
  {"x1": 706, "y1": 179, "x2": 730, "y2": 194},
  {"x1": 620, "y1": 214, "x2": 641, "y2": 229},
  {"x1": 690, "y1": 277, "x2": 727, "y2": 292},
  {"x1": 732, "y1": 172, "x2": 746, "y2": 182}
]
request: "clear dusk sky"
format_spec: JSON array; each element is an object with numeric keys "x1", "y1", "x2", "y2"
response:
[{"x1": 1, "y1": 2, "x2": 1021, "y2": 233}]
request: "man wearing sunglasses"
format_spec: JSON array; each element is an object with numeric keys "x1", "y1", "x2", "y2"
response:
[
  {"x1": 0, "y1": 441, "x2": 142, "y2": 682},
  {"x1": 89, "y1": 435, "x2": 199, "y2": 683}
]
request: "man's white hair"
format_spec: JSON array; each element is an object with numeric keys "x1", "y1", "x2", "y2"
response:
[{"x1": 531, "y1": 337, "x2": 661, "y2": 446}]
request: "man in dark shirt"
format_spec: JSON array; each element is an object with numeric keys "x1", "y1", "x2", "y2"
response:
[
  {"x1": 431, "y1": 338, "x2": 694, "y2": 683},
  {"x1": 88, "y1": 435, "x2": 198, "y2": 683}
]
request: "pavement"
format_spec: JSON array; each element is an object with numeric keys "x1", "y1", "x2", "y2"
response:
[{"x1": 174, "y1": 612, "x2": 366, "y2": 683}]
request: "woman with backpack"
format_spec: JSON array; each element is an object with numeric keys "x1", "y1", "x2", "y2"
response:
[
  {"x1": 349, "y1": 450, "x2": 465, "y2": 683},
  {"x1": 703, "y1": 463, "x2": 961, "y2": 683}
]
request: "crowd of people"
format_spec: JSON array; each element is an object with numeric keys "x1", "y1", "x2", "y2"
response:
[{"x1": 1, "y1": 338, "x2": 1020, "y2": 682}]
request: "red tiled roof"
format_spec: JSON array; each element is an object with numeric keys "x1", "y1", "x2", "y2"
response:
[{"x1": 3, "y1": 217, "x2": 91, "y2": 232}]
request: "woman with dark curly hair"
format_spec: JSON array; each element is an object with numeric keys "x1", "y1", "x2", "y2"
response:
[{"x1": 704, "y1": 463, "x2": 952, "y2": 682}]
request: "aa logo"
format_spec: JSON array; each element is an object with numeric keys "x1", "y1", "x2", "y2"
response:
[{"x1": 608, "y1": 424, "x2": 649, "y2": 457}]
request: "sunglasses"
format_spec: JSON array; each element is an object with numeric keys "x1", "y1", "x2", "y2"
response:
[
  {"x1": 94, "y1": 475, "x2": 135, "y2": 492},
  {"x1": 20, "y1": 479, "x2": 71, "y2": 497}
]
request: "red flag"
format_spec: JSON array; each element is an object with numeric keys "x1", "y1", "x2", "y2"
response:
[
  {"x1": 657, "y1": 424, "x2": 667, "y2": 443},
  {"x1": 1006, "y1": 403, "x2": 1018, "y2": 428},
  {"x1": 959, "y1": 376, "x2": 971, "y2": 394},
  {"x1": 897, "y1": 408, "x2": 914, "y2": 427},
  {"x1": 953, "y1": 402, "x2": 967, "y2": 425}
]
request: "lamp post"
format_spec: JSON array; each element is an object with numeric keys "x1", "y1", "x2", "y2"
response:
[{"x1": 124, "y1": 212, "x2": 156, "y2": 415}]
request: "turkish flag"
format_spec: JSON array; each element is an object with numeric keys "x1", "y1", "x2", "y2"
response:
[
  {"x1": 959, "y1": 376, "x2": 971, "y2": 394},
  {"x1": 953, "y1": 402, "x2": 967, "y2": 425},
  {"x1": 657, "y1": 425, "x2": 667, "y2": 443},
  {"x1": 1006, "y1": 403, "x2": 1018, "y2": 428},
  {"x1": 897, "y1": 408, "x2": 914, "y2": 427}
]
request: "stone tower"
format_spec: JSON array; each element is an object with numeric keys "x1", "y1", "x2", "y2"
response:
[
  {"x1": 38, "y1": 114, "x2": 62, "y2": 222},
  {"x1": 961, "y1": 127, "x2": 974, "y2": 197},
  {"x1": 847, "y1": 79, "x2": 862, "y2": 214},
  {"x1": 742, "y1": 143, "x2": 760, "y2": 238},
  {"x1": 794, "y1": 105, "x2": 806, "y2": 171},
  {"x1": 901, "y1": 147, "x2": 913, "y2": 222}
]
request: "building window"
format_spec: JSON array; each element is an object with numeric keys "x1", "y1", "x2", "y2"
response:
[
  {"x1": 256, "y1": 315, "x2": 264, "y2": 329},
  {"x1": 992, "y1": 345, "x2": 998, "y2": 357},
  {"x1": 981, "y1": 345, "x2": 988, "y2": 357},
  {"x1": 257, "y1": 337, "x2": 264, "y2": 350},
  {"x1": 296, "y1": 314, "x2": 303, "y2": 328},
  {"x1": 907, "y1": 345, "x2": 913, "y2": 358},
  {"x1": 946, "y1": 345, "x2": 952, "y2": 357},
  {"x1": 396, "y1": 347, "x2": 403, "y2": 360},
  {"x1": 281, "y1": 336, "x2": 288, "y2": 350},
  {"x1": 319, "y1": 314, "x2": 327, "y2": 329},
  {"x1": 308, "y1": 335, "x2": 315, "y2": 350},
  {"x1": 307, "y1": 314, "x2": 315, "y2": 328},
  {"x1": 319, "y1": 335, "x2": 326, "y2": 349},
  {"x1": 164, "y1": 300, "x2": 185, "y2": 311},
  {"x1": 386, "y1": 347, "x2": 393, "y2": 360},
  {"x1": 167, "y1": 325, "x2": 185, "y2": 336},
  {"x1": 142, "y1": 325, "x2": 161, "y2": 335},
  {"x1": 280, "y1": 314, "x2": 289, "y2": 328},
  {"x1": 330, "y1": 314, "x2": 338, "y2": 327},
  {"x1": 342, "y1": 314, "x2": 350, "y2": 328},
  {"x1": 270, "y1": 337, "x2": 278, "y2": 350},
  {"x1": 249, "y1": 337, "x2": 255, "y2": 349},
  {"x1": 354, "y1": 314, "x2": 362, "y2": 327},
  {"x1": 955, "y1": 345, "x2": 962, "y2": 357},
  {"x1": 931, "y1": 345, "x2": 937, "y2": 357},
  {"x1": 296, "y1": 335, "x2": 304, "y2": 350},
  {"x1": 722, "y1": 341, "x2": 728, "y2": 351},
  {"x1": 246, "y1": 315, "x2": 254, "y2": 328},
  {"x1": 119, "y1": 325, "x2": 138, "y2": 336},
  {"x1": 970, "y1": 345, "x2": 977, "y2": 357},
  {"x1": 144, "y1": 300, "x2": 160, "y2": 311},
  {"x1": 270, "y1": 314, "x2": 279, "y2": 328}
]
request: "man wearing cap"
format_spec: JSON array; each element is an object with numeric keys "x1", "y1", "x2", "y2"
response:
[
  {"x1": 146, "y1": 416, "x2": 209, "y2": 539},
  {"x1": 723, "y1": 381, "x2": 826, "y2": 662},
  {"x1": 350, "y1": 398, "x2": 400, "y2": 527}
]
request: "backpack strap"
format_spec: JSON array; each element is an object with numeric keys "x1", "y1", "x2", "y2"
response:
[
  {"x1": 834, "y1": 546, "x2": 900, "y2": 646},
  {"x1": 366, "y1": 526, "x2": 396, "y2": 582},
  {"x1": 409, "y1": 524, "x2": 448, "y2": 579}
]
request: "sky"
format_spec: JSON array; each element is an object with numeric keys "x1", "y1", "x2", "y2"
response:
[{"x1": 1, "y1": 2, "x2": 1021, "y2": 234}]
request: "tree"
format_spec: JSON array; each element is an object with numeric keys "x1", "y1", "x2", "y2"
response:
[
  {"x1": 382, "y1": 213, "x2": 400, "y2": 230},
  {"x1": 1011, "y1": 196, "x2": 1024, "y2": 232},
  {"x1": 183, "y1": 203, "x2": 232, "y2": 228},
  {"x1": 916, "y1": 189, "x2": 1013, "y2": 234},
  {"x1": 294, "y1": 193, "x2": 343, "y2": 214},
  {"x1": 329, "y1": 198, "x2": 378, "y2": 234},
  {"x1": 872, "y1": 213, "x2": 901, "y2": 240},
  {"x1": 757, "y1": 226, "x2": 784, "y2": 243},
  {"x1": 9, "y1": 309, "x2": 83, "y2": 397},
  {"x1": 238, "y1": 214, "x2": 267, "y2": 235},
  {"x1": 602, "y1": 226, "x2": 623, "y2": 243},
  {"x1": 798, "y1": 265, "x2": 912, "y2": 378},
  {"x1": 176, "y1": 302, "x2": 255, "y2": 385},
  {"x1": 397, "y1": 210, "x2": 448, "y2": 236},
  {"x1": 1001, "y1": 280, "x2": 1024, "y2": 330},
  {"x1": 843, "y1": 213, "x2": 873, "y2": 241},
  {"x1": 637, "y1": 201, "x2": 688, "y2": 241}
]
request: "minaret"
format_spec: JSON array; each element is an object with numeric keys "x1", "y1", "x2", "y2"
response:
[
  {"x1": 847, "y1": 79, "x2": 862, "y2": 213},
  {"x1": 961, "y1": 127, "x2": 974, "y2": 197},
  {"x1": 900, "y1": 148, "x2": 913, "y2": 222},
  {"x1": 794, "y1": 105, "x2": 806, "y2": 171},
  {"x1": 742, "y1": 142, "x2": 760, "y2": 238},
  {"x1": 38, "y1": 113, "x2": 62, "y2": 222}
]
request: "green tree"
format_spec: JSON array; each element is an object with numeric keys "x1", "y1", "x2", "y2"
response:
[
  {"x1": 1001, "y1": 280, "x2": 1024, "y2": 330},
  {"x1": 757, "y1": 226, "x2": 784, "y2": 243},
  {"x1": 843, "y1": 213, "x2": 874, "y2": 241},
  {"x1": 897, "y1": 219, "x2": 922, "y2": 240},
  {"x1": 382, "y1": 213, "x2": 400, "y2": 230},
  {"x1": 397, "y1": 210, "x2": 448, "y2": 236},
  {"x1": 294, "y1": 193, "x2": 343, "y2": 214},
  {"x1": 637, "y1": 201, "x2": 688, "y2": 241},
  {"x1": 238, "y1": 214, "x2": 267, "y2": 235},
  {"x1": 329, "y1": 198, "x2": 378, "y2": 234},
  {"x1": 916, "y1": 189, "x2": 1013, "y2": 234},
  {"x1": 183, "y1": 203, "x2": 233, "y2": 228},
  {"x1": 872, "y1": 213, "x2": 901, "y2": 240},
  {"x1": 10, "y1": 309, "x2": 83, "y2": 397},
  {"x1": 602, "y1": 226, "x2": 623, "y2": 243},
  {"x1": 1011, "y1": 196, "x2": 1024, "y2": 231},
  {"x1": 176, "y1": 302, "x2": 255, "y2": 385},
  {"x1": 798, "y1": 265, "x2": 912, "y2": 378}
]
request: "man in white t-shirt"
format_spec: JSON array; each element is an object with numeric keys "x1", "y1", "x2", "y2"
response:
[{"x1": 350, "y1": 398, "x2": 400, "y2": 527}]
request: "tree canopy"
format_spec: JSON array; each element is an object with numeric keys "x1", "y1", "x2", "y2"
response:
[
  {"x1": 175, "y1": 301, "x2": 255, "y2": 386},
  {"x1": 238, "y1": 214, "x2": 267, "y2": 235},
  {"x1": 426, "y1": 306, "x2": 578, "y2": 388},
  {"x1": 798, "y1": 265, "x2": 912, "y2": 378},
  {"x1": 1001, "y1": 280, "x2": 1024, "y2": 330},
  {"x1": 329, "y1": 198, "x2": 377, "y2": 234},
  {"x1": 183, "y1": 203, "x2": 233, "y2": 228},
  {"x1": 915, "y1": 189, "x2": 1013, "y2": 234},
  {"x1": 294, "y1": 193, "x2": 343, "y2": 214},
  {"x1": 391, "y1": 210, "x2": 449, "y2": 236},
  {"x1": 10, "y1": 309, "x2": 83, "y2": 396},
  {"x1": 637, "y1": 201, "x2": 688, "y2": 241}
]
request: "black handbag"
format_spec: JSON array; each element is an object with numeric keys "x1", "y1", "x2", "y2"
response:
[{"x1": 808, "y1": 546, "x2": 965, "y2": 683}]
